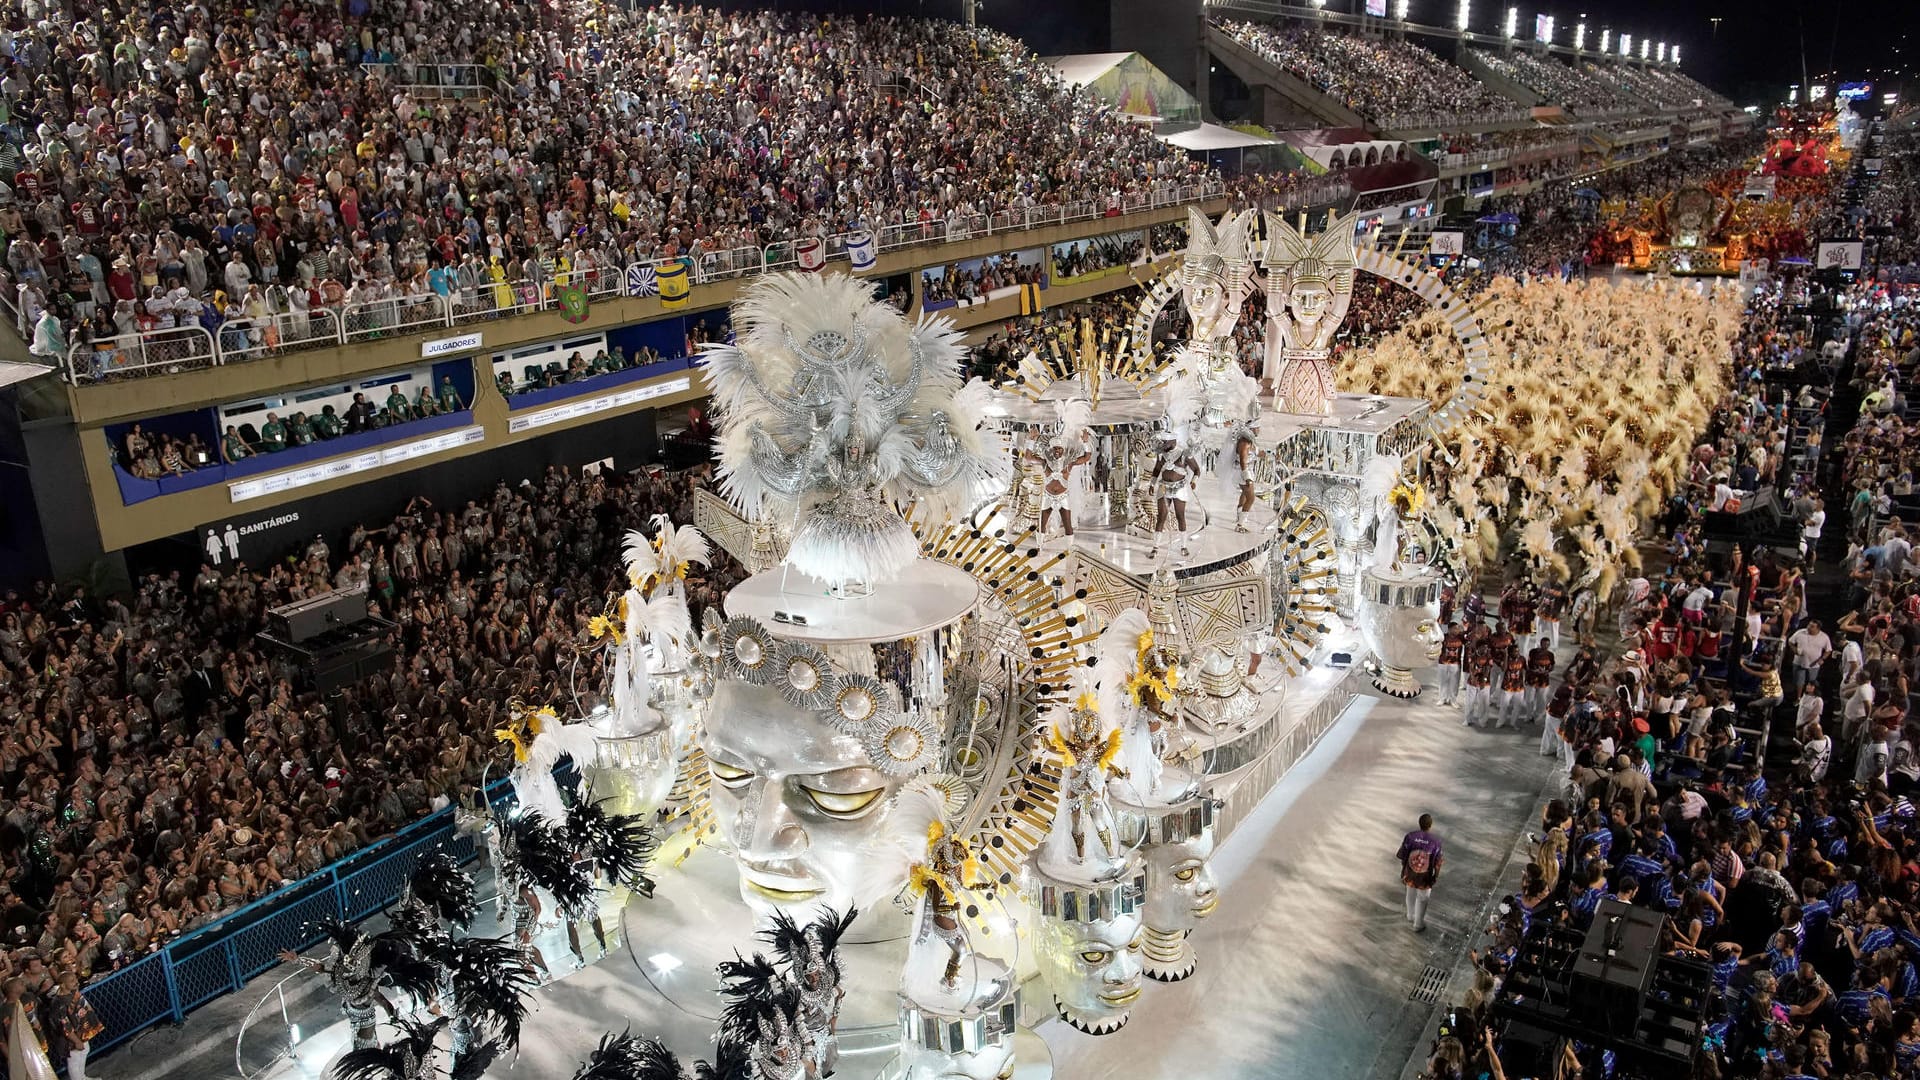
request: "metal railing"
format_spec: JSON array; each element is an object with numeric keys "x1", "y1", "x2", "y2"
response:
[
  {"x1": 46, "y1": 182, "x2": 1248, "y2": 385},
  {"x1": 79, "y1": 786, "x2": 508, "y2": 1060}
]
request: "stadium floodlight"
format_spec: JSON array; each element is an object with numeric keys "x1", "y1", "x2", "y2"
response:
[
  {"x1": 1574, "y1": 22, "x2": 1586, "y2": 51},
  {"x1": 1310, "y1": 0, "x2": 1325, "y2": 8},
  {"x1": 1671, "y1": 44, "x2": 1681, "y2": 66},
  {"x1": 1456, "y1": 0, "x2": 1471, "y2": 30},
  {"x1": 1656, "y1": 42, "x2": 1666, "y2": 63},
  {"x1": 1396, "y1": 0, "x2": 1410, "y2": 20},
  {"x1": 1504, "y1": 6, "x2": 1517, "y2": 38},
  {"x1": 1599, "y1": 28, "x2": 1611, "y2": 54},
  {"x1": 1619, "y1": 33, "x2": 1632, "y2": 58},
  {"x1": 1639, "y1": 37, "x2": 1650, "y2": 61},
  {"x1": 1538, "y1": 15, "x2": 1554, "y2": 44}
]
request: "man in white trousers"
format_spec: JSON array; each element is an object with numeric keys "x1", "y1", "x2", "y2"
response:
[
  {"x1": 1397, "y1": 813, "x2": 1444, "y2": 932},
  {"x1": 1436, "y1": 621, "x2": 1464, "y2": 705}
]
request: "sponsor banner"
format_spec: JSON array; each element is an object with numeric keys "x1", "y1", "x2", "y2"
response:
[
  {"x1": 229, "y1": 427, "x2": 485, "y2": 502},
  {"x1": 506, "y1": 376, "x2": 695, "y2": 434}
]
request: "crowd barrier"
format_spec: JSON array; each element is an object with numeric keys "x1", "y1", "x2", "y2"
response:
[
  {"x1": 51, "y1": 182, "x2": 1232, "y2": 386},
  {"x1": 80, "y1": 782, "x2": 511, "y2": 1060}
]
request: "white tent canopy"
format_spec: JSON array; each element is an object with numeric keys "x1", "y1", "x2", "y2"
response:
[{"x1": 1160, "y1": 123, "x2": 1278, "y2": 152}]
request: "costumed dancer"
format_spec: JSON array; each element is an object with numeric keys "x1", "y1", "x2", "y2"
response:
[
  {"x1": 1047, "y1": 698, "x2": 1128, "y2": 874},
  {"x1": 389, "y1": 856, "x2": 538, "y2": 1078},
  {"x1": 331, "y1": 1016, "x2": 497, "y2": 1080},
  {"x1": 281, "y1": 920, "x2": 438, "y2": 1050},
  {"x1": 1525, "y1": 637, "x2": 1556, "y2": 724},
  {"x1": 1461, "y1": 638, "x2": 1493, "y2": 729},
  {"x1": 1225, "y1": 409, "x2": 1261, "y2": 533},
  {"x1": 1022, "y1": 399, "x2": 1093, "y2": 538},
  {"x1": 565, "y1": 1031, "x2": 749, "y2": 1080},
  {"x1": 762, "y1": 909, "x2": 857, "y2": 1079},
  {"x1": 717, "y1": 955, "x2": 811, "y2": 1080},
  {"x1": 1436, "y1": 621, "x2": 1464, "y2": 707},
  {"x1": 1147, "y1": 430, "x2": 1200, "y2": 559}
]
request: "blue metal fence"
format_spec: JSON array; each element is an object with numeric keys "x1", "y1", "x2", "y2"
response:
[{"x1": 82, "y1": 783, "x2": 512, "y2": 1058}]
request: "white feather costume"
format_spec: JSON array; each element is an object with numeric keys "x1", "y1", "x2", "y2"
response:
[{"x1": 702, "y1": 273, "x2": 1010, "y2": 587}]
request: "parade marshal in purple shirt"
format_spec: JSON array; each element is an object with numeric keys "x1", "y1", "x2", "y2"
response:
[{"x1": 1398, "y1": 814, "x2": 1444, "y2": 932}]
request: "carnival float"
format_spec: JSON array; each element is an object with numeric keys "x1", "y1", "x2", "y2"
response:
[{"x1": 252, "y1": 203, "x2": 1733, "y2": 1080}]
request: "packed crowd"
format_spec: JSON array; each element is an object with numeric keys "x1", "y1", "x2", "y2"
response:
[
  {"x1": 0, "y1": 464, "x2": 744, "y2": 1000},
  {"x1": 921, "y1": 251, "x2": 1045, "y2": 307},
  {"x1": 1, "y1": 0, "x2": 1228, "y2": 371},
  {"x1": 1217, "y1": 21, "x2": 1522, "y2": 130},
  {"x1": 1424, "y1": 127, "x2": 1582, "y2": 162},
  {"x1": 1430, "y1": 138, "x2": 1920, "y2": 1079},
  {"x1": 1051, "y1": 233, "x2": 1143, "y2": 281},
  {"x1": 1471, "y1": 48, "x2": 1641, "y2": 114}
]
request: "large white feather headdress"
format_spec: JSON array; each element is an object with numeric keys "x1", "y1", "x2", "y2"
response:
[{"x1": 702, "y1": 273, "x2": 1010, "y2": 587}]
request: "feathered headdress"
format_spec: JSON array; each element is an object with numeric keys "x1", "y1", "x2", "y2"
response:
[
  {"x1": 440, "y1": 936, "x2": 539, "y2": 1052},
  {"x1": 1052, "y1": 396, "x2": 1093, "y2": 450},
  {"x1": 1092, "y1": 609, "x2": 1153, "y2": 722},
  {"x1": 498, "y1": 814, "x2": 598, "y2": 919},
  {"x1": 623, "y1": 515, "x2": 711, "y2": 599},
  {"x1": 332, "y1": 1018, "x2": 450, "y2": 1080},
  {"x1": 403, "y1": 853, "x2": 476, "y2": 931},
  {"x1": 508, "y1": 711, "x2": 602, "y2": 825},
  {"x1": 570, "y1": 1032, "x2": 686, "y2": 1080},
  {"x1": 701, "y1": 272, "x2": 1009, "y2": 587}
]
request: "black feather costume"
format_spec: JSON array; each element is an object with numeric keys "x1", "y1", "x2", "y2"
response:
[{"x1": 565, "y1": 797, "x2": 660, "y2": 898}]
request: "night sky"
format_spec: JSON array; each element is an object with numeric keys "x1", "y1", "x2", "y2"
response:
[{"x1": 1521, "y1": 0, "x2": 1915, "y2": 105}]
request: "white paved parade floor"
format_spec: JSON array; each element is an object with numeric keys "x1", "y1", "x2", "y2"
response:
[{"x1": 99, "y1": 671, "x2": 1562, "y2": 1080}]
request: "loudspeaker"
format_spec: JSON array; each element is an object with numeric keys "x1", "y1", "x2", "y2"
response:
[
  {"x1": 267, "y1": 587, "x2": 369, "y2": 643},
  {"x1": 1328, "y1": 652, "x2": 1354, "y2": 669}
]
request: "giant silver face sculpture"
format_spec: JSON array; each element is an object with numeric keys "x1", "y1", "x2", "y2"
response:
[
  {"x1": 1033, "y1": 880, "x2": 1146, "y2": 1035},
  {"x1": 1137, "y1": 799, "x2": 1219, "y2": 982},
  {"x1": 704, "y1": 678, "x2": 906, "y2": 919}
]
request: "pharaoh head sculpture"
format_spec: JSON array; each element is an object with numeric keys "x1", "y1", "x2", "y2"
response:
[
  {"x1": 1134, "y1": 798, "x2": 1219, "y2": 982},
  {"x1": 1033, "y1": 875, "x2": 1146, "y2": 1034},
  {"x1": 1261, "y1": 209, "x2": 1360, "y2": 355},
  {"x1": 700, "y1": 617, "x2": 940, "y2": 920},
  {"x1": 1179, "y1": 207, "x2": 1256, "y2": 343}
]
